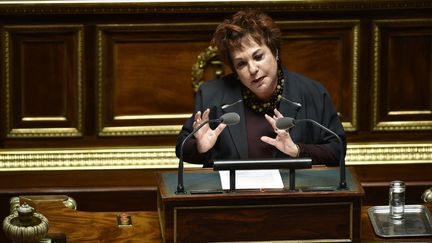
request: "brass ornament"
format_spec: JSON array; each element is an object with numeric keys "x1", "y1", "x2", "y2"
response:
[
  {"x1": 3, "y1": 203, "x2": 49, "y2": 243},
  {"x1": 191, "y1": 46, "x2": 222, "y2": 92},
  {"x1": 422, "y1": 188, "x2": 432, "y2": 203}
]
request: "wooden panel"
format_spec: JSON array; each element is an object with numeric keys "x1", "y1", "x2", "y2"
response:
[
  {"x1": 352, "y1": 164, "x2": 432, "y2": 205},
  {"x1": 372, "y1": 19, "x2": 432, "y2": 131},
  {"x1": 176, "y1": 203, "x2": 352, "y2": 242},
  {"x1": 0, "y1": 2, "x2": 429, "y2": 149},
  {"x1": 2, "y1": 25, "x2": 84, "y2": 138},
  {"x1": 280, "y1": 20, "x2": 359, "y2": 131},
  {"x1": 97, "y1": 24, "x2": 216, "y2": 136}
]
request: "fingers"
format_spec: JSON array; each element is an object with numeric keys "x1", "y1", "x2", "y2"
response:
[
  {"x1": 193, "y1": 108, "x2": 210, "y2": 129},
  {"x1": 194, "y1": 111, "x2": 201, "y2": 121},
  {"x1": 266, "y1": 111, "x2": 290, "y2": 137},
  {"x1": 264, "y1": 114, "x2": 276, "y2": 129},
  {"x1": 266, "y1": 109, "x2": 284, "y2": 128},
  {"x1": 193, "y1": 111, "x2": 202, "y2": 129},
  {"x1": 213, "y1": 123, "x2": 227, "y2": 137},
  {"x1": 265, "y1": 112, "x2": 285, "y2": 134},
  {"x1": 260, "y1": 136, "x2": 276, "y2": 146},
  {"x1": 202, "y1": 108, "x2": 210, "y2": 120},
  {"x1": 274, "y1": 127, "x2": 289, "y2": 138},
  {"x1": 274, "y1": 108, "x2": 283, "y2": 118}
]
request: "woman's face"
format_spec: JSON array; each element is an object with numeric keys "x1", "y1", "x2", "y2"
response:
[{"x1": 230, "y1": 37, "x2": 278, "y2": 101}]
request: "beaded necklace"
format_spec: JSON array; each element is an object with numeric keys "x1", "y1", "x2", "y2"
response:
[{"x1": 241, "y1": 68, "x2": 284, "y2": 115}]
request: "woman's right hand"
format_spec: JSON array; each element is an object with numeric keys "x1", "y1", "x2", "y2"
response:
[
  {"x1": 193, "y1": 108, "x2": 227, "y2": 154},
  {"x1": 261, "y1": 108, "x2": 299, "y2": 157}
]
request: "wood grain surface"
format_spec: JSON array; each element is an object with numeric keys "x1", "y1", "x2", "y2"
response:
[{"x1": 28, "y1": 198, "x2": 162, "y2": 243}]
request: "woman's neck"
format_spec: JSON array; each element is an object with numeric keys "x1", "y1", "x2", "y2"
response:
[{"x1": 257, "y1": 80, "x2": 277, "y2": 101}]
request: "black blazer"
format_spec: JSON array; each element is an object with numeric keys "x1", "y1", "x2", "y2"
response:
[{"x1": 176, "y1": 67, "x2": 346, "y2": 167}]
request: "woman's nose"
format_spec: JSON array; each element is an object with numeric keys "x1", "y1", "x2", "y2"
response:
[{"x1": 248, "y1": 63, "x2": 258, "y2": 75}]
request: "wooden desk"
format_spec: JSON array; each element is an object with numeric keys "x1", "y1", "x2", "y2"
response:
[
  {"x1": 158, "y1": 167, "x2": 364, "y2": 242},
  {"x1": 11, "y1": 196, "x2": 432, "y2": 242},
  {"x1": 20, "y1": 196, "x2": 162, "y2": 243}
]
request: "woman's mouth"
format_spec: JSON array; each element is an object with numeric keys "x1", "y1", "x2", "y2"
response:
[{"x1": 252, "y1": 77, "x2": 264, "y2": 84}]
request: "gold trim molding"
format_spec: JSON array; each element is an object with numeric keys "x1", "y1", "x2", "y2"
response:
[
  {"x1": 346, "y1": 142, "x2": 432, "y2": 165},
  {"x1": 0, "y1": 1, "x2": 431, "y2": 15},
  {"x1": 7, "y1": 128, "x2": 82, "y2": 138},
  {"x1": 0, "y1": 142, "x2": 430, "y2": 171},
  {"x1": 0, "y1": 147, "x2": 184, "y2": 171},
  {"x1": 347, "y1": 22, "x2": 359, "y2": 132},
  {"x1": 99, "y1": 125, "x2": 182, "y2": 136}
]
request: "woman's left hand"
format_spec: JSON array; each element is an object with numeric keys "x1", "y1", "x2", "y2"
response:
[{"x1": 261, "y1": 108, "x2": 299, "y2": 157}]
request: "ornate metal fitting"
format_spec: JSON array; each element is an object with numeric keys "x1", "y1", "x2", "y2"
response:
[
  {"x1": 422, "y1": 188, "x2": 432, "y2": 203},
  {"x1": 2, "y1": 203, "x2": 49, "y2": 243},
  {"x1": 191, "y1": 46, "x2": 224, "y2": 92}
]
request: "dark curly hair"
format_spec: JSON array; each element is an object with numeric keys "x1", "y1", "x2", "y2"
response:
[{"x1": 211, "y1": 10, "x2": 282, "y2": 71}]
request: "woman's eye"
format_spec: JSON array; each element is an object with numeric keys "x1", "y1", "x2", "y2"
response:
[
  {"x1": 255, "y1": 54, "x2": 263, "y2": 61},
  {"x1": 236, "y1": 62, "x2": 246, "y2": 69}
]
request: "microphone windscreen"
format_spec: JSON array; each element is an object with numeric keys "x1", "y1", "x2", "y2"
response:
[
  {"x1": 276, "y1": 117, "x2": 296, "y2": 130},
  {"x1": 220, "y1": 112, "x2": 240, "y2": 125}
]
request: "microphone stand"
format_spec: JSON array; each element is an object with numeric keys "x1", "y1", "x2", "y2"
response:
[
  {"x1": 176, "y1": 120, "x2": 213, "y2": 194},
  {"x1": 295, "y1": 119, "x2": 347, "y2": 189},
  {"x1": 176, "y1": 112, "x2": 240, "y2": 194}
]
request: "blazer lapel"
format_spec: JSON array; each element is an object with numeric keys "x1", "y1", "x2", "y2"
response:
[
  {"x1": 279, "y1": 69, "x2": 304, "y2": 142},
  {"x1": 221, "y1": 88, "x2": 248, "y2": 159}
]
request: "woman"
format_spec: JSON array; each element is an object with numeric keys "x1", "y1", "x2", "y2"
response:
[{"x1": 176, "y1": 10, "x2": 346, "y2": 168}]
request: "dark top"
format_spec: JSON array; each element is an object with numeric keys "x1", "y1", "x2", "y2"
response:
[
  {"x1": 245, "y1": 107, "x2": 275, "y2": 159},
  {"x1": 176, "y1": 67, "x2": 346, "y2": 167}
]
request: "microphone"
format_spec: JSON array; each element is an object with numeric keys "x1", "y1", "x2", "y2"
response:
[
  {"x1": 176, "y1": 112, "x2": 240, "y2": 194},
  {"x1": 218, "y1": 112, "x2": 241, "y2": 125},
  {"x1": 275, "y1": 117, "x2": 296, "y2": 130},
  {"x1": 275, "y1": 117, "x2": 347, "y2": 190},
  {"x1": 278, "y1": 96, "x2": 302, "y2": 109},
  {"x1": 221, "y1": 99, "x2": 243, "y2": 110}
]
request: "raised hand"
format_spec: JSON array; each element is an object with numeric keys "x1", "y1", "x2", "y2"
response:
[
  {"x1": 260, "y1": 108, "x2": 299, "y2": 157},
  {"x1": 193, "y1": 109, "x2": 227, "y2": 154}
]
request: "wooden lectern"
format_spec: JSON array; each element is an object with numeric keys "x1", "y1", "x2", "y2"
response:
[{"x1": 157, "y1": 166, "x2": 364, "y2": 243}]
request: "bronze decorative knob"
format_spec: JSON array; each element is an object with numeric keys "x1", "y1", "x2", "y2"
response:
[
  {"x1": 422, "y1": 187, "x2": 432, "y2": 203},
  {"x1": 2, "y1": 203, "x2": 49, "y2": 243}
]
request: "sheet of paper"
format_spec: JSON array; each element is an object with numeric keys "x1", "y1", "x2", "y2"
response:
[{"x1": 219, "y1": 169, "x2": 284, "y2": 190}]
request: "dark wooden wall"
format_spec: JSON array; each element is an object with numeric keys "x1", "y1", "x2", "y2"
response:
[{"x1": 0, "y1": 1, "x2": 431, "y2": 242}]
